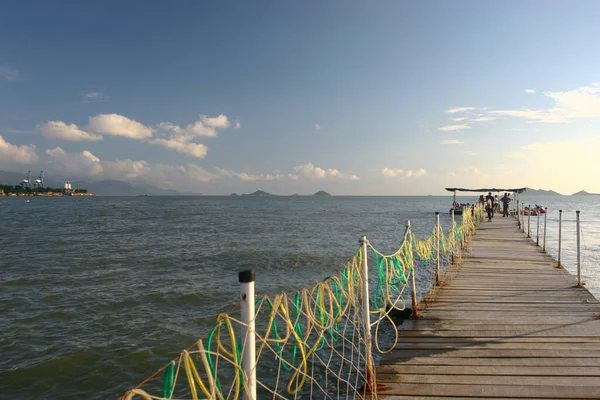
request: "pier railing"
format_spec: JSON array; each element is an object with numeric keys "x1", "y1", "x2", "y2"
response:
[
  {"x1": 119, "y1": 206, "x2": 483, "y2": 400},
  {"x1": 515, "y1": 206, "x2": 587, "y2": 288}
]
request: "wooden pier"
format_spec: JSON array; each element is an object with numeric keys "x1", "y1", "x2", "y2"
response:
[{"x1": 376, "y1": 215, "x2": 600, "y2": 399}]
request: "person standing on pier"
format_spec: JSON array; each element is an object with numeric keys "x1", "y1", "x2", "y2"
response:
[
  {"x1": 501, "y1": 193, "x2": 511, "y2": 217},
  {"x1": 485, "y1": 192, "x2": 494, "y2": 222}
]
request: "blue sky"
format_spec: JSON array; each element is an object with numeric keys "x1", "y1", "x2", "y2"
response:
[{"x1": 2, "y1": 1, "x2": 600, "y2": 194}]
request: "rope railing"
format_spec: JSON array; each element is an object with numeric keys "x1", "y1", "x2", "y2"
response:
[{"x1": 119, "y1": 205, "x2": 483, "y2": 400}]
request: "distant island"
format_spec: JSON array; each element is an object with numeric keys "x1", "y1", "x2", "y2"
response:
[
  {"x1": 572, "y1": 190, "x2": 599, "y2": 196},
  {"x1": 243, "y1": 190, "x2": 273, "y2": 196},
  {"x1": 313, "y1": 190, "x2": 331, "y2": 196},
  {"x1": 522, "y1": 187, "x2": 600, "y2": 196},
  {"x1": 522, "y1": 187, "x2": 562, "y2": 196}
]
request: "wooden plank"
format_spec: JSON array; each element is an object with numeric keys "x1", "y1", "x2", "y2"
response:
[
  {"x1": 376, "y1": 216, "x2": 600, "y2": 399},
  {"x1": 377, "y1": 365, "x2": 600, "y2": 376},
  {"x1": 377, "y1": 374, "x2": 600, "y2": 386},
  {"x1": 379, "y1": 357, "x2": 600, "y2": 367},
  {"x1": 378, "y1": 383, "x2": 600, "y2": 398}
]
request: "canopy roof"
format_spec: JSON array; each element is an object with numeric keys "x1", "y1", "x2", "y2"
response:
[{"x1": 445, "y1": 187, "x2": 527, "y2": 194}]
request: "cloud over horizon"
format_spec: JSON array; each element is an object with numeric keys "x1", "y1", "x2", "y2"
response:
[
  {"x1": 0, "y1": 136, "x2": 38, "y2": 165},
  {"x1": 293, "y1": 163, "x2": 359, "y2": 180},
  {"x1": 381, "y1": 167, "x2": 427, "y2": 178}
]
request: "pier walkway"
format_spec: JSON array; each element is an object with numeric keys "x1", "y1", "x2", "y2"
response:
[{"x1": 376, "y1": 215, "x2": 600, "y2": 399}]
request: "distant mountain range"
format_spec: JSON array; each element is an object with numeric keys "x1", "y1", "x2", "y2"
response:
[
  {"x1": 231, "y1": 190, "x2": 332, "y2": 196},
  {"x1": 523, "y1": 187, "x2": 599, "y2": 196},
  {"x1": 572, "y1": 190, "x2": 600, "y2": 196},
  {"x1": 522, "y1": 187, "x2": 563, "y2": 196},
  {"x1": 0, "y1": 170, "x2": 180, "y2": 196}
]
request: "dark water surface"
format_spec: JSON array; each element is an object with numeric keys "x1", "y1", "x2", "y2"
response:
[{"x1": 1, "y1": 195, "x2": 598, "y2": 399}]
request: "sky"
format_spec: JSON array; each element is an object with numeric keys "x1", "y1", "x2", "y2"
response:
[{"x1": 2, "y1": 1, "x2": 600, "y2": 195}]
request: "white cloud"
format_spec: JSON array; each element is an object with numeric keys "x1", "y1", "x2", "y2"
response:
[
  {"x1": 464, "y1": 151, "x2": 479, "y2": 156},
  {"x1": 505, "y1": 152, "x2": 525, "y2": 158},
  {"x1": 83, "y1": 92, "x2": 110, "y2": 103},
  {"x1": 215, "y1": 167, "x2": 285, "y2": 181},
  {"x1": 45, "y1": 147, "x2": 103, "y2": 176},
  {"x1": 234, "y1": 121, "x2": 241, "y2": 129},
  {"x1": 0, "y1": 136, "x2": 38, "y2": 164},
  {"x1": 88, "y1": 114, "x2": 154, "y2": 139},
  {"x1": 438, "y1": 124, "x2": 471, "y2": 132},
  {"x1": 44, "y1": 147, "x2": 218, "y2": 187},
  {"x1": 0, "y1": 66, "x2": 19, "y2": 81},
  {"x1": 294, "y1": 163, "x2": 359, "y2": 180},
  {"x1": 315, "y1": 124, "x2": 322, "y2": 130},
  {"x1": 381, "y1": 167, "x2": 426, "y2": 178},
  {"x1": 149, "y1": 114, "x2": 234, "y2": 157},
  {"x1": 449, "y1": 117, "x2": 467, "y2": 121},
  {"x1": 448, "y1": 171, "x2": 457, "y2": 177},
  {"x1": 446, "y1": 107, "x2": 475, "y2": 114},
  {"x1": 38, "y1": 121, "x2": 103, "y2": 141},
  {"x1": 381, "y1": 168, "x2": 403, "y2": 177},
  {"x1": 469, "y1": 116, "x2": 495, "y2": 122},
  {"x1": 491, "y1": 84, "x2": 600, "y2": 123},
  {"x1": 160, "y1": 114, "x2": 231, "y2": 140},
  {"x1": 149, "y1": 139, "x2": 208, "y2": 159},
  {"x1": 201, "y1": 114, "x2": 230, "y2": 129},
  {"x1": 525, "y1": 89, "x2": 536, "y2": 93},
  {"x1": 441, "y1": 139, "x2": 463, "y2": 145}
]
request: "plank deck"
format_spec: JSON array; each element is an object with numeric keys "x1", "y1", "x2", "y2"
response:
[{"x1": 376, "y1": 215, "x2": 600, "y2": 399}]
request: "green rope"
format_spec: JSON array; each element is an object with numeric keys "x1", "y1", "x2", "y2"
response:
[{"x1": 161, "y1": 361, "x2": 175, "y2": 398}]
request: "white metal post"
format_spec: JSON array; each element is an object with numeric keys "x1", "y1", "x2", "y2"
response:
[
  {"x1": 542, "y1": 209, "x2": 548, "y2": 252},
  {"x1": 576, "y1": 211, "x2": 582, "y2": 287},
  {"x1": 451, "y1": 209, "x2": 455, "y2": 265},
  {"x1": 408, "y1": 221, "x2": 420, "y2": 318},
  {"x1": 527, "y1": 206, "x2": 531, "y2": 237},
  {"x1": 239, "y1": 270, "x2": 256, "y2": 400},
  {"x1": 536, "y1": 210, "x2": 540, "y2": 246},
  {"x1": 558, "y1": 210, "x2": 562, "y2": 267},
  {"x1": 516, "y1": 200, "x2": 520, "y2": 228},
  {"x1": 522, "y1": 203, "x2": 525, "y2": 233},
  {"x1": 359, "y1": 236, "x2": 374, "y2": 388},
  {"x1": 435, "y1": 212, "x2": 440, "y2": 285}
]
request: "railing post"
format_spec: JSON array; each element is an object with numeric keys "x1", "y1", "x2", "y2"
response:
[
  {"x1": 522, "y1": 203, "x2": 525, "y2": 233},
  {"x1": 408, "y1": 221, "x2": 420, "y2": 318},
  {"x1": 516, "y1": 200, "x2": 520, "y2": 228},
  {"x1": 542, "y1": 209, "x2": 548, "y2": 252},
  {"x1": 576, "y1": 211, "x2": 582, "y2": 287},
  {"x1": 527, "y1": 205, "x2": 531, "y2": 238},
  {"x1": 451, "y1": 209, "x2": 455, "y2": 265},
  {"x1": 558, "y1": 210, "x2": 562, "y2": 267},
  {"x1": 435, "y1": 212, "x2": 440, "y2": 285},
  {"x1": 239, "y1": 270, "x2": 256, "y2": 400},
  {"x1": 359, "y1": 236, "x2": 374, "y2": 389},
  {"x1": 536, "y1": 209, "x2": 540, "y2": 246}
]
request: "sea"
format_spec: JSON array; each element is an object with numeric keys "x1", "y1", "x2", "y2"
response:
[{"x1": 1, "y1": 195, "x2": 599, "y2": 399}]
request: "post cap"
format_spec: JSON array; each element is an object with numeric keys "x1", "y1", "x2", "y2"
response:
[
  {"x1": 435, "y1": 211, "x2": 439, "y2": 215},
  {"x1": 238, "y1": 270, "x2": 255, "y2": 283},
  {"x1": 576, "y1": 210, "x2": 580, "y2": 214},
  {"x1": 559, "y1": 209, "x2": 562, "y2": 212}
]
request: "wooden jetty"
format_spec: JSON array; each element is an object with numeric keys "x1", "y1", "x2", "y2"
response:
[{"x1": 376, "y1": 215, "x2": 600, "y2": 399}]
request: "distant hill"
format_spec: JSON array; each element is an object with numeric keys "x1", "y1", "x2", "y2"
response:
[
  {"x1": 572, "y1": 190, "x2": 599, "y2": 196},
  {"x1": 0, "y1": 170, "x2": 180, "y2": 196},
  {"x1": 523, "y1": 187, "x2": 563, "y2": 196},
  {"x1": 313, "y1": 190, "x2": 331, "y2": 196},
  {"x1": 243, "y1": 190, "x2": 273, "y2": 196}
]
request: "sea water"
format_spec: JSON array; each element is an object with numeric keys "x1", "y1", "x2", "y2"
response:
[{"x1": 0, "y1": 195, "x2": 598, "y2": 399}]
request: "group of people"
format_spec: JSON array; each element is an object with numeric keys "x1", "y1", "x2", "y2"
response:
[{"x1": 479, "y1": 192, "x2": 511, "y2": 222}]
